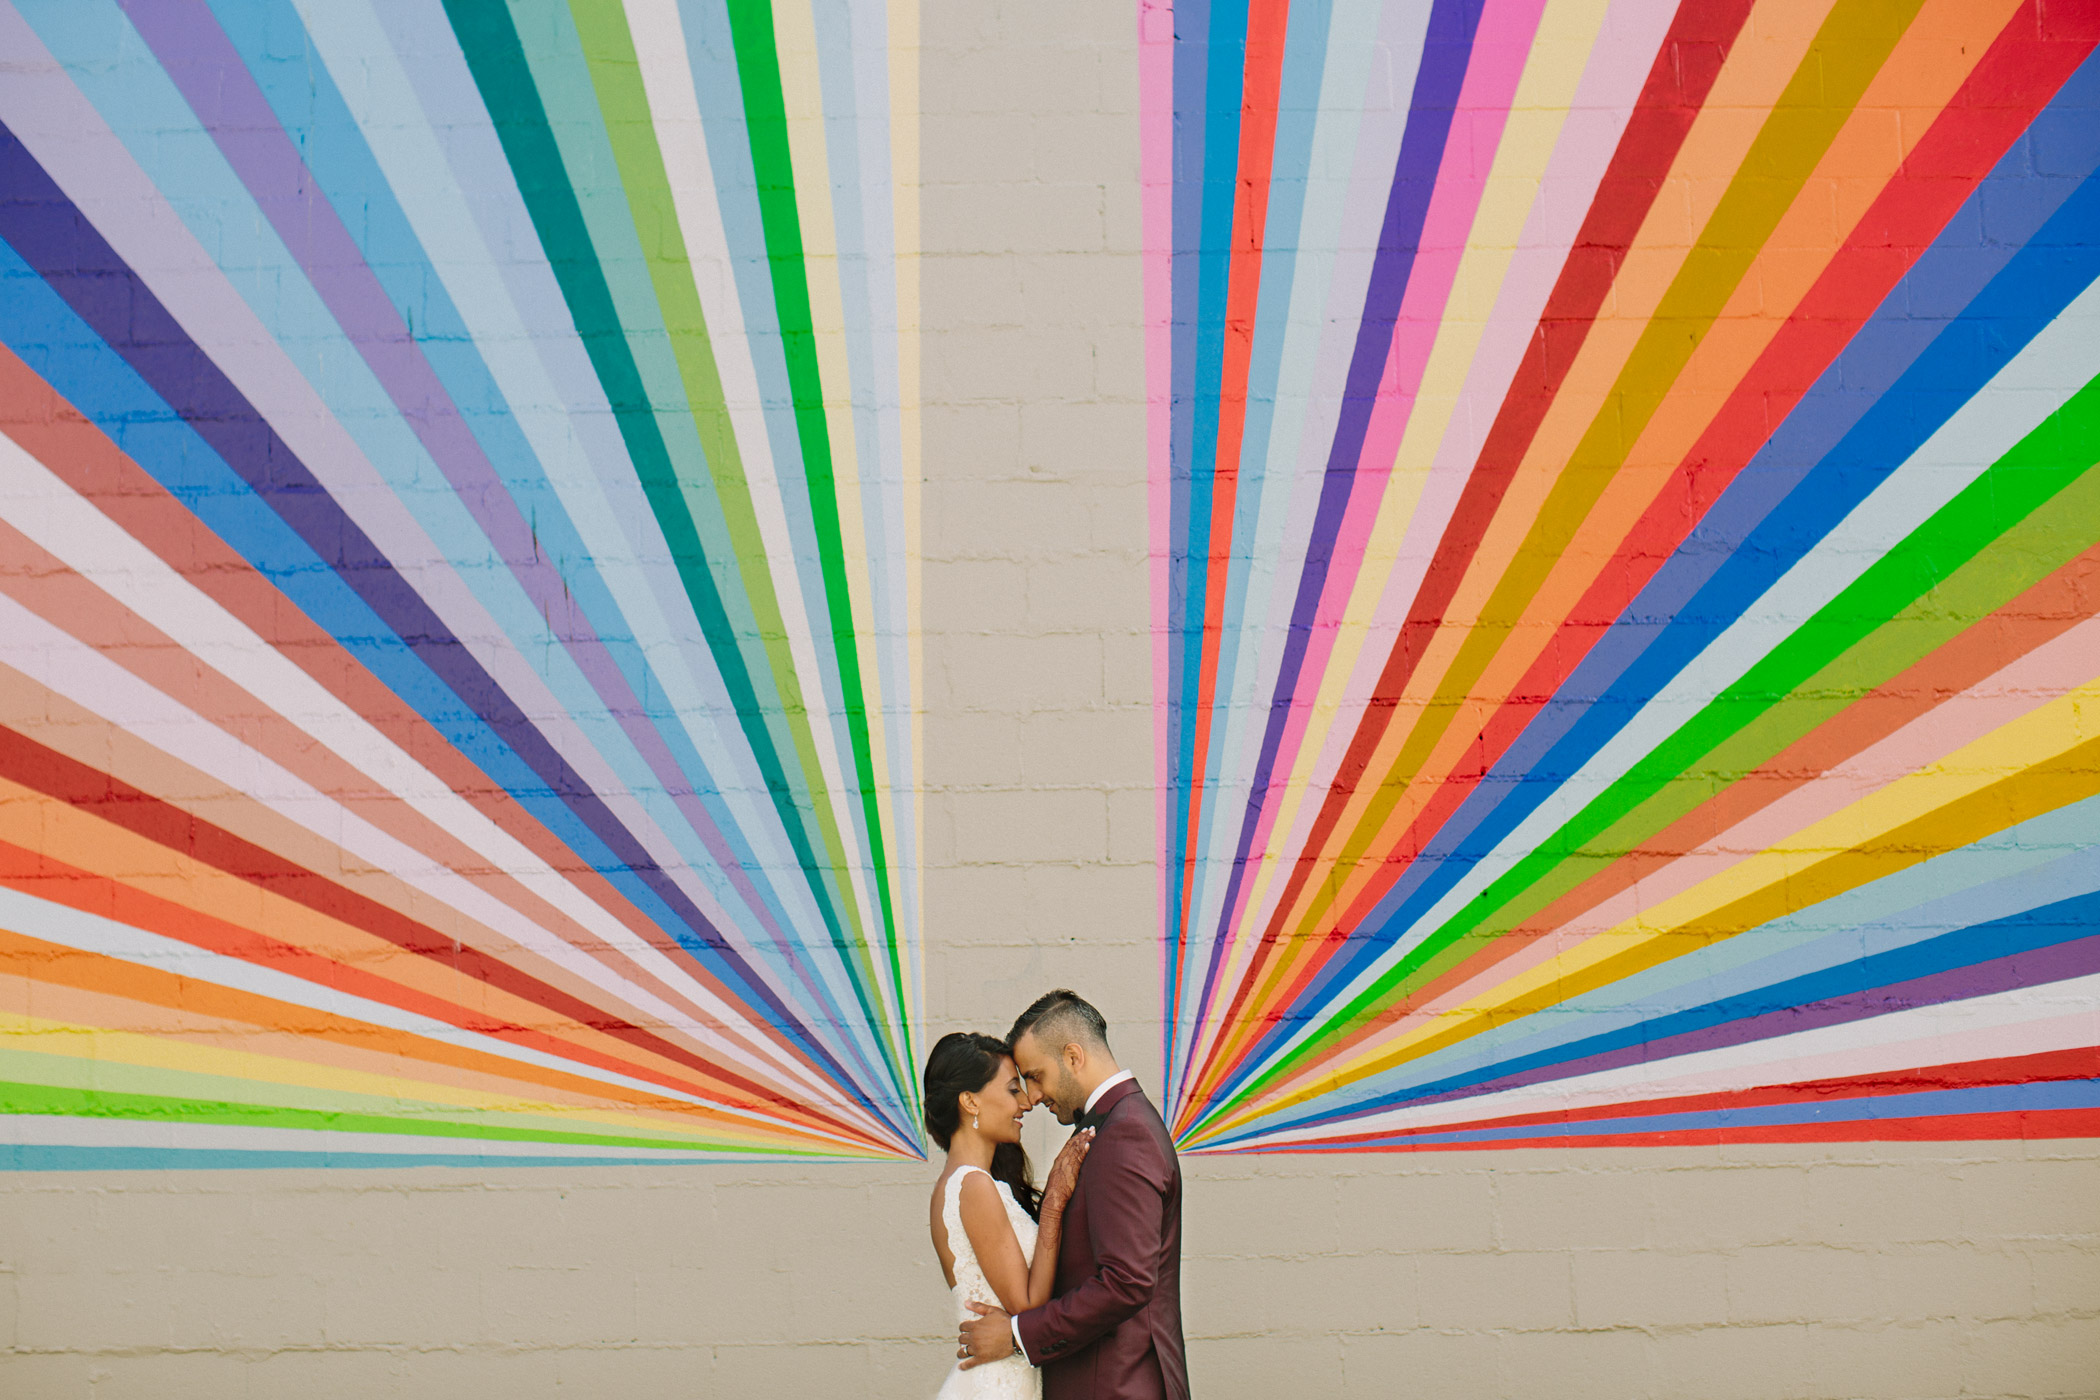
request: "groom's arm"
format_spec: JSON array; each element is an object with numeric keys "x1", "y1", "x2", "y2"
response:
[{"x1": 1014, "y1": 1118, "x2": 1168, "y2": 1364}]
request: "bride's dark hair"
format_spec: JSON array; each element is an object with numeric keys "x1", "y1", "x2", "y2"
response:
[{"x1": 922, "y1": 1031, "x2": 1043, "y2": 1220}]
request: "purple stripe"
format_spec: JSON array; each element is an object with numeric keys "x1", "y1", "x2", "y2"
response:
[
  {"x1": 1330, "y1": 935, "x2": 2100, "y2": 1130},
  {"x1": 1193, "y1": 0, "x2": 1489, "y2": 1017},
  {"x1": 1164, "y1": 0, "x2": 1214, "y2": 1034},
  {"x1": 0, "y1": 113, "x2": 848, "y2": 1090},
  {"x1": 119, "y1": 1, "x2": 809, "y2": 970}
]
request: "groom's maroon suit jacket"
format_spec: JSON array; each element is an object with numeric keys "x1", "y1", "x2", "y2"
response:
[{"x1": 1016, "y1": 1078, "x2": 1188, "y2": 1400}]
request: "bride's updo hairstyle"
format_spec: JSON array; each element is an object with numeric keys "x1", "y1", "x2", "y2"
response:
[{"x1": 922, "y1": 1031, "x2": 1044, "y2": 1220}]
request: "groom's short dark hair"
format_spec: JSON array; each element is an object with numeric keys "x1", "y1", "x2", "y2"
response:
[{"x1": 1010, "y1": 989, "x2": 1110, "y2": 1053}]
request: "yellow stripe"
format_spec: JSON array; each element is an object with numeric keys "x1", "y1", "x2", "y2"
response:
[{"x1": 1201, "y1": 675, "x2": 2100, "y2": 1138}]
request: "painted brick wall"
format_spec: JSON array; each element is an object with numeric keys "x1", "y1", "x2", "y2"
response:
[{"x1": 1, "y1": 2, "x2": 2096, "y2": 1397}]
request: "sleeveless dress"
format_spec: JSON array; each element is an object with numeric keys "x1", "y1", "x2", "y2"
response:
[{"x1": 936, "y1": 1164, "x2": 1041, "y2": 1400}]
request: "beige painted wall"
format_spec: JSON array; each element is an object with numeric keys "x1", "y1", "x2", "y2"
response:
[{"x1": 2, "y1": 2, "x2": 2096, "y2": 1397}]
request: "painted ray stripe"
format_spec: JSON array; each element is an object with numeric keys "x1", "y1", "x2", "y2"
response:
[
  {"x1": 1240, "y1": 981, "x2": 2100, "y2": 1149},
  {"x1": 7, "y1": 0, "x2": 765, "y2": 975},
  {"x1": 1186, "y1": 0, "x2": 1493, "y2": 1071},
  {"x1": 1165, "y1": 0, "x2": 1351, "y2": 1100},
  {"x1": 1302, "y1": 795, "x2": 2100, "y2": 1123},
  {"x1": 430, "y1": 0, "x2": 910, "y2": 1126},
  {"x1": 717, "y1": 0, "x2": 909, "y2": 1084},
  {"x1": 0, "y1": 886, "x2": 862, "y2": 1138},
  {"x1": 1269, "y1": 0, "x2": 2095, "y2": 1016},
  {"x1": 0, "y1": 100, "x2": 890, "y2": 1125},
  {"x1": 1258, "y1": 0, "x2": 2023, "y2": 988},
  {"x1": 1331, "y1": 49, "x2": 2100, "y2": 1000},
  {"x1": 551, "y1": 0, "x2": 874, "y2": 959},
  {"x1": 1247, "y1": 1054, "x2": 2100, "y2": 1151},
  {"x1": 0, "y1": 1115, "x2": 865, "y2": 1162},
  {"x1": 0, "y1": 346, "x2": 881, "y2": 1117},
  {"x1": 0, "y1": 329, "x2": 873, "y2": 1126},
  {"x1": 1200, "y1": 0, "x2": 1554, "y2": 963},
  {"x1": 1193, "y1": 78, "x2": 2100, "y2": 1119},
  {"x1": 550, "y1": 0, "x2": 904, "y2": 1075},
  {"x1": 139, "y1": 0, "x2": 841, "y2": 1035},
  {"x1": 0, "y1": 981, "x2": 767, "y2": 1147},
  {"x1": 1165, "y1": 0, "x2": 1438, "y2": 1034},
  {"x1": 1171, "y1": 0, "x2": 1752, "y2": 1124},
  {"x1": 280, "y1": 0, "x2": 864, "y2": 1039},
  {"x1": 771, "y1": 0, "x2": 902, "y2": 981},
  {"x1": 1182, "y1": 0, "x2": 1437, "y2": 1022},
  {"x1": 1290, "y1": 581, "x2": 2100, "y2": 1089},
  {"x1": 1243, "y1": 872, "x2": 2100, "y2": 1140},
  {"x1": 449, "y1": 1, "x2": 861, "y2": 971},
  {"x1": 613, "y1": 0, "x2": 898, "y2": 1045},
  {"x1": 1204, "y1": 649, "x2": 2100, "y2": 1137},
  {"x1": 0, "y1": 739, "x2": 884, "y2": 1141},
  {"x1": 1173, "y1": 0, "x2": 1687, "y2": 1113},
  {"x1": 0, "y1": 824, "x2": 877, "y2": 1142},
  {"x1": 1218, "y1": 0, "x2": 1932, "y2": 1070},
  {"x1": 1287, "y1": 918, "x2": 2100, "y2": 1146},
  {"x1": 1180, "y1": 0, "x2": 1654, "y2": 1111},
  {"x1": 0, "y1": 8, "x2": 923, "y2": 1150},
  {"x1": 1196, "y1": 349, "x2": 2100, "y2": 1133},
  {"x1": 236, "y1": 0, "x2": 859, "y2": 1023},
  {"x1": 1188, "y1": 0, "x2": 1634, "y2": 1013},
  {"x1": 1172, "y1": 0, "x2": 1260, "y2": 1029},
  {"x1": 0, "y1": 579, "x2": 866, "y2": 1124},
  {"x1": 349, "y1": 0, "x2": 907, "y2": 1111}
]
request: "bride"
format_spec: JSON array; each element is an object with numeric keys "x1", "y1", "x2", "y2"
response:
[{"x1": 924, "y1": 1032, "x2": 1091, "y2": 1399}]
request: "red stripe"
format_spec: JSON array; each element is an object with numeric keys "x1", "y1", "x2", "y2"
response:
[
  {"x1": 1245, "y1": 1106, "x2": 2100, "y2": 1152},
  {"x1": 1178, "y1": 0, "x2": 1296, "y2": 948},
  {"x1": 1201, "y1": 0, "x2": 2097, "y2": 1090},
  {"x1": 1305, "y1": 1047, "x2": 2100, "y2": 1148},
  {"x1": 1308, "y1": 0, "x2": 2098, "y2": 954},
  {"x1": 0, "y1": 345, "x2": 710, "y2": 994},
  {"x1": 0, "y1": 725, "x2": 879, "y2": 1142},
  {"x1": 0, "y1": 344, "x2": 840, "y2": 1093},
  {"x1": 0, "y1": 836, "x2": 871, "y2": 1140},
  {"x1": 1183, "y1": 0, "x2": 1758, "y2": 1109}
]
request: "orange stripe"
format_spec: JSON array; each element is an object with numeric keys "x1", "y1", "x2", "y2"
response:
[{"x1": 0, "y1": 931, "x2": 754, "y2": 1137}]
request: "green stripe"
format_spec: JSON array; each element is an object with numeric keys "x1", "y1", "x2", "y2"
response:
[
  {"x1": 0, "y1": 1078, "x2": 774, "y2": 1156},
  {"x1": 1303, "y1": 0, "x2": 1928, "y2": 922},
  {"x1": 718, "y1": 0, "x2": 910, "y2": 1077},
  {"x1": 440, "y1": 1, "x2": 871, "y2": 1033},
  {"x1": 1202, "y1": 369, "x2": 2100, "y2": 1130},
  {"x1": 556, "y1": 0, "x2": 905, "y2": 1074}
]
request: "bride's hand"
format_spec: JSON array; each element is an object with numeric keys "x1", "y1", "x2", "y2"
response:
[{"x1": 1042, "y1": 1126, "x2": 1094, "y2": 1206}]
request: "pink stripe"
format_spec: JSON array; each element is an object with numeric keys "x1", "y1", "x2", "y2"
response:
[
  {"x1": 1141, "y1": 0, "x2": 1179, "y2": 1066},
  {"x1": 1226, "y1": 0, "x2": 1680, "y2": 953},
  {"x1": 1371, "y1": 614, "x2": 2100, "y2": 1026},
  {"x1": 1262, "y1": 1004, "x2": 2100, "y2": 1142},
  {"x1": 1214, "y1": 0, "x2": 1555, "y2": 946}
]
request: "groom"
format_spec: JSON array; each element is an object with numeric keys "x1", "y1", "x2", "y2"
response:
[{"x1": 957, "y1": 990, "x2": 1189, "y2": 1399}]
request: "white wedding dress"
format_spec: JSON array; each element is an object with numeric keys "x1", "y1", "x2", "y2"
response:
[{"x1": 936, "y1": 1165, "x2": 1041, "y2": 1399}]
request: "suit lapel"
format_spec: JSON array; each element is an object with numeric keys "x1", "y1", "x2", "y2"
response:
[{"x1": 1081, "y1": 1077, "x2": 1142, "y2": 1131}]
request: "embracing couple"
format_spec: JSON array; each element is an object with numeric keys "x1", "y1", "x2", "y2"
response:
[{"x1": 924, "y1": 990, "x2": 1188, "y2": 1400}]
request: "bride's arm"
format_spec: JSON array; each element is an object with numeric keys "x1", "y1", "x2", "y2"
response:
[
  {"x1": 1019, "y1": 1131, "x2": 1092, "y2": 1310},
  {"x1": 956, "y1": 1174, "x2": 1035, "y2": 1314},
  {"x1": 1020, "y1": 1196, "x2": 1065, "y2": 1311},
  {"x1": 959, "y1": 1134, "x2": 1098, "y2": 1316}
]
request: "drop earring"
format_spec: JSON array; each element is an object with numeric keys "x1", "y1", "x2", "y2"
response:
[{"x1": 972, "y1": 1113, "x2": 979, "y2": 1130}]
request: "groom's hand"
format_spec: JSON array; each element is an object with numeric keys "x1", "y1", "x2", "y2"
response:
[{"x1": 957, "y1": 1301, "x2": 1014, "y2": 1369}]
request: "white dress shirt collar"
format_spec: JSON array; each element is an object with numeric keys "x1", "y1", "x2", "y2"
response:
[{"x1": 1083, "y1": 1069, "x2": 1135, "y2": 1117}]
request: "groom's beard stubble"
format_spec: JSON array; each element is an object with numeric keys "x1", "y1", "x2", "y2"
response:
[{"x1": 1049, "y1": 1067, "x2": 1085, "y2": 1126}]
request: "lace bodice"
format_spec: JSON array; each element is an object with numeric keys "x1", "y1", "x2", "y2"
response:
[{"x1": 936, "y1": 1165, "x2": 1039, "y2": 1399}]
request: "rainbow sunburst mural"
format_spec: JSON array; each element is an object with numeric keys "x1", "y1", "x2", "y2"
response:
[
  {"x1": 0, "y1": 0, "x2": 924, "y2": 1166},
  {"x1": 1152, "y1": 0, "x2": 2100, "y2": 1152}
]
